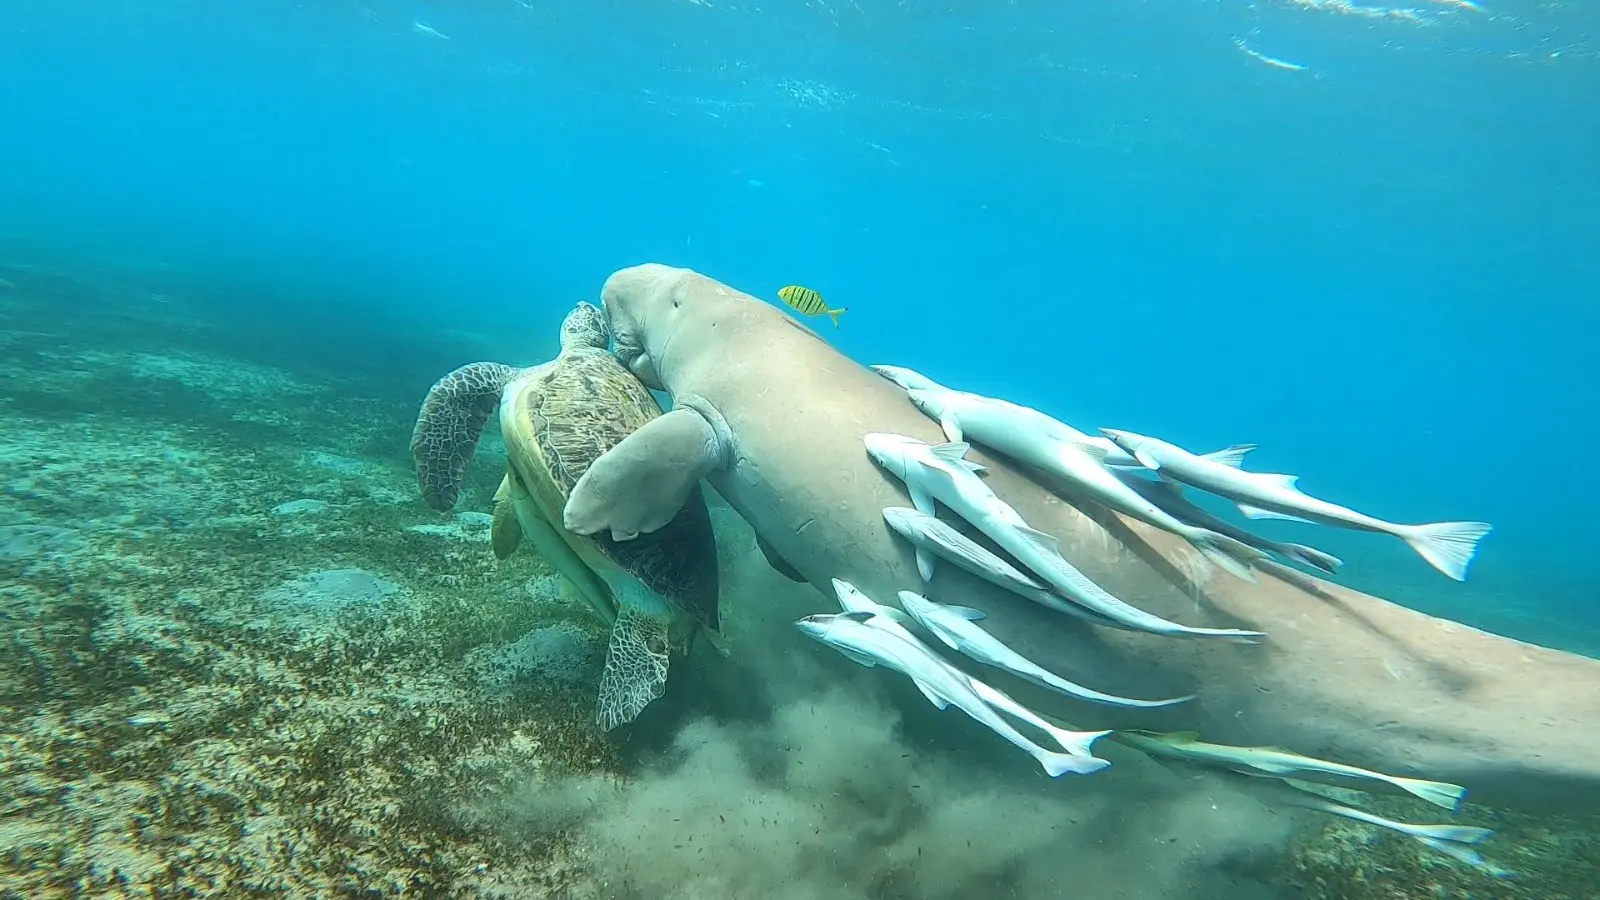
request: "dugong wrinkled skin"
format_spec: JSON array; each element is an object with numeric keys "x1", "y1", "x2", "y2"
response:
[{"x1": 565, "y1": 262, "x2": 1600, "y2": 813}]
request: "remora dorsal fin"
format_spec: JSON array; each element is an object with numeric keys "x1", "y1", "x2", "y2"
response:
[{"x1": 1202, "y1": 444, "x2": 1258, "y2": 468}]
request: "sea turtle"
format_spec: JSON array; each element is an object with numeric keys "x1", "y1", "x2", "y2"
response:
[{"x1": 409, "y1": 301, "x2": 721, "y2": 731}]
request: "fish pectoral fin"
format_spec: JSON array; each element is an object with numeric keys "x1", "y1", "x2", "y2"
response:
[
  {"x1": 1013, "y1": 523, "x2": 1064, "y2": 555},
  {"x1": 909, "y1": 482, "x2": 938, "y2": 517},
  {"x1": 928, "y1": 440, "x2": 973, "y2": 463},
  {"x1": 939, "y1": 412, "x2": 965, "y2": 444},
  {"x1": 1133, "y1": 448, "x2": 1162, "y2": 470},
  {"x1": 1243, "y1": 760, "x2": 1300, "y2": 775},
  {"x1": 1066, "y1": 439, "x2": 1110, "y2": 461},
  {"x1": 1202, "y1": 444, "x2": 1258, "y2": 468},
  {"x1": 915, "y1": 547, "x2": 937, "y2": 582},
  {"x1": 877, "y1": 606, "x2": 920, "y2": 630},
  {"x1": 942, "y1": 604, "x2": 988, "y2": 621},
  {"x1": 911, "y1": 678, "x2": 952, "y2": 710},
  {"x1": 925, "y1": 624, "x2": 962, "y2": 651},
  {"x1": 836, "y1": 648, "x2": 881, "y2": 668},
  {"x1": 1237, "y1": 503, "x2": 1316, "y2": 524}
]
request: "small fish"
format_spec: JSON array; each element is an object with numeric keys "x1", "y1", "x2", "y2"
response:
[
  {"x1": 872, "y1": 364, "x2": 947, "y2": 393},
  {"x1": 1100, "y1": 429, "x2": 1492, "y2": 581},
  {"x1": 1117, "y1": 729, "x2": 1468, "y2": 810},
  {"x1": 897, "y1": 591, "x2": 1193, "y2": 708},
  {"x1": 1233, "y1": 38, "x2": 1306, "y2": 72},
  {"x1": 1114, "y1": 471, "x2": 1343, "y2": 576},
  {"x1": 873, "y1": 365, "x2": 1140, "y2": 466},
  {"x1": 866, "y1": 434, "x2": 1199, "y2": 618},
  {"x1": 902, "y1": 390, "x2": 1268, "y2": 581},
  {"x1": 881, "y1": 506, "x2": 1265, "y2": 642},
  {"x1": 830, "y1": 577, "x2": 919, "y2": 644},
  {"x1": 795, "y1": 609, "x2": 1108, "y2": 776},
  {"x1": 1234, "y1": 776, "x2": 1500, "y2": 872},
  {"x1": 777, "y1": 285, "x2": 846, "y2": 327},
  {"x1": 832, "y1": 578, "x2": 1111, "y2": 759}
]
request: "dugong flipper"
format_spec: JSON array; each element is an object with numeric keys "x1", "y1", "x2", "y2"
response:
[{"x1": 565, "y1": 262, "x2": 1600, "y2": 814}]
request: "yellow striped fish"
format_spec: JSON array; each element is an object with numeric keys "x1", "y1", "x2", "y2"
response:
[{"x1": 776, "y1": 284, "x2": 847, "y2": 328}]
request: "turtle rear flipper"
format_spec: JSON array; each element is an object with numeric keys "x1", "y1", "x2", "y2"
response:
[
  {"x1": 596, "y1": 606, "x2": 671, "y2": 731},
  {"x1": 412, "y1": 361, "x2": 522, "y2": 511},
  {"x1": 491, "y1": 474, "x2": 523, "y2": 559}
]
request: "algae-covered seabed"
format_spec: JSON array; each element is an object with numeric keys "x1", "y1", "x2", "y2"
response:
[{"x1": 1, "y1": 263, "x2": 1595, "y2": 899}]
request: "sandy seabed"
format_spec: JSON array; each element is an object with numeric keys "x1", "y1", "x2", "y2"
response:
[{"x1": 1, "y1": 262, "x2": 1596, "y2": 899}]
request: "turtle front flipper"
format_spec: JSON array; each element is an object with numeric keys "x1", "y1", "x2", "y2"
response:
[
  {"x1": 596, "y1": 605, "x2": 671, "y2": 731},
  {"x1": 411, "y1": 361, "x2": 522, "y2": 511}
]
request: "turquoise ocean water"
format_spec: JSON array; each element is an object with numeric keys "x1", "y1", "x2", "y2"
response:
[{"x1": 1, "y1": 2, "x2": 1597, "y2": 898}]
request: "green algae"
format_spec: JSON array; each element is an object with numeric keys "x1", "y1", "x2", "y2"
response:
[
  {"x1": 1288, "y1": 795, "x2": 1599, "y2": 900},
  {"x1": 0, "y1": 273, "x2": 618, "y2": 896},
  {"x1": 1, "y1": 263, "x2": 1597, "y2": 898}
]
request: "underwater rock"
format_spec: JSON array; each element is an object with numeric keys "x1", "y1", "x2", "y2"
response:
[
  {"x1": 406, "y1": 510, "x2": 494, "y2": 543},
  {"x1": 304, "y1": 450, "x2": 368, "y2": 475},
  {"x1": 258, "y1": 567, "x2": 403, "y2": 620},
  {"x1": 465, "y1": 624, "x2": 601, "y2": 695},
  {"x1": 0, "y1": 523, "x2": 85, "y2": 563},
  {"x1": 271, "y1": 498, "x2": 329, "y2": 516}
]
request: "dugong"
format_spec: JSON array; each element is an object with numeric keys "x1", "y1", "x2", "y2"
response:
[{"x1": 564, "y1": 262, "x2": 1600, "y2": 813}]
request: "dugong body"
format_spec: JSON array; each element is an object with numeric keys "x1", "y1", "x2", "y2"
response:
[{"x1": 565, "y1": 262, "x2": 1600, "y2": 813}]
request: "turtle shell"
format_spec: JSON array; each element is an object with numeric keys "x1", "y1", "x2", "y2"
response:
[{"x1": 513, "y1": 345, "x2": 721, "y2": 632}]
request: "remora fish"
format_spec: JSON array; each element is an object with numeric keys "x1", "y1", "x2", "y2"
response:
[
  {"x1": 1113, "y1": 470, "x2": 1343, "y2": 576},
  {"x1": 1116, "y1": 729, "x2": 1467, "y2": 810},
  {"x1": 897, "y1": 591, "x2": 1193, "y2": 708},
  {"x1": 830, "y1": 576, "x2": 920, "y2": 643},
  {"x1": 1100, "y1": 429, "x2": 1492, "y2": 581},
  {"x1": 881, "y1": 506, "x2": 1265, "y2": 642},
  {"x1": 864, "y1": 434, "x2": 1254, "y2": 636},
  {"x1": 865, "y1": 433, "x2": 1125, "y2": 612},
  {"x1": 795, "y1": 611, "x2": 1108, "y2": 776},
  {"x1": 832, "y1": 578, "x2": 1111, "y2": 759},
  {"x1": 899, "y1": 390, "x2": 1268, "y2": 581},
  {"x1": 872, "y1": 365, "x2": 1144, "y2": 469},
  {"x1": 1237, "y1": 777, "x2": 1499, "y2": 872}
]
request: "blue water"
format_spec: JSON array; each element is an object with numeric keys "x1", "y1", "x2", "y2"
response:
[{"x1": 1, "y1": 0, "x2": 1596, "y2": 639}]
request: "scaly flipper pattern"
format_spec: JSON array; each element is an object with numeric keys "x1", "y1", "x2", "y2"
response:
[
  {"x1": 411, "y1": 362, "x2": 521, "y2": 511},
  {"x1": 596, "y1": 606, "x2": 671, "y2": 731}
]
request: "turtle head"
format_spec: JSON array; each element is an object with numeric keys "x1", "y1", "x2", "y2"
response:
[{"x1": 560, "y1": 301, "x2": 611, "y2": 352}]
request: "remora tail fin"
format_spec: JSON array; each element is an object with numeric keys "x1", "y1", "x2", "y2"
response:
[
  {"x1": 1390, "y1": 775, "x2": 1468, "y2": 812},
  {"x1": 1399, "y1": 521, "x2": 1492, "y2": 581},
  {"x1": 1039, "y1": 749, "x2": 1111, "y2": 777}
]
